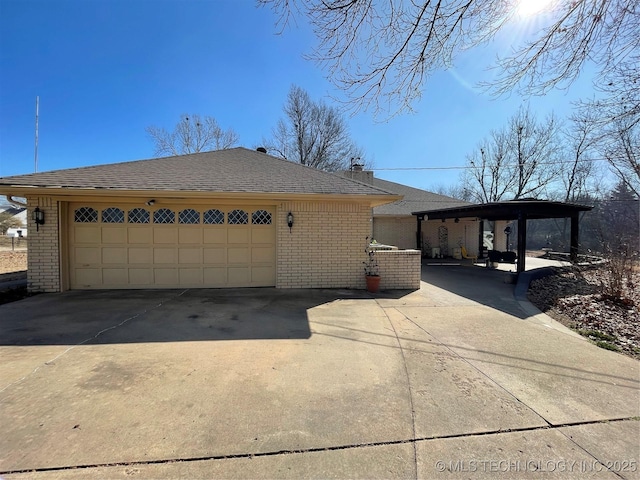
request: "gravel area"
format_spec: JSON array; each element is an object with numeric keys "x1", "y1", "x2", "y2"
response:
[
  {"x1": 528, "y1": 265, "x2": 640, "y2": 359},
  {"x1": 0, "y1": 251, "x2": 27, "y2": 274}
]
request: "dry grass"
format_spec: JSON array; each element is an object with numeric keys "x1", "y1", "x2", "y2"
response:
[{"x1": 0, "y1": 251, "x2": 28, "y2": 274}]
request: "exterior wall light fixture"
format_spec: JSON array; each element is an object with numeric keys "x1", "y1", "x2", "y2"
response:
[
  {"x1": 32, "y1": 206, "x2": 45, "y2": 231},
  {"x1": 287, "y1": 212, "x2": 294, "y2": 233}
]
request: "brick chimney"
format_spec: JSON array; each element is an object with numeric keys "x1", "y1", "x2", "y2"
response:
[{"x1": 341, "y1": 163, "x2": 374, "y2": 184}]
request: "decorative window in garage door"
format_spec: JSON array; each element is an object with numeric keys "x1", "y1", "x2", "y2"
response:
[
  {"x1": 102, "y1": 207, "x2": 125, "y2": 223},
  {"x1": 228, "y1": 209, "x2": 248, "y2": 225},
  {"x1": 154, "y1": 208, "x2": 175, "y2": 224},
  {"x1": 179, "y1": 208, "x2": 200, "y2": 224},
  {"x1": 74, "y1": 207, "x2": 98, "y2": 223},
  {"x1": 128, "y1": 208, "x2": 150, "y2": 224},
  {"x1": 252, "y1": 210, "x2": 272, "y2": 225},
  {"x1": 203, "y1": 209, "x2": 224, "y2": 224}
]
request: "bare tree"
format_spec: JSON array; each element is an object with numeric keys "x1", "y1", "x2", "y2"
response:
[
  {"x1": 259, "y1": 0, "x2": 639, "y2": 116},
  {"x1": 463, "y1": 106, "x2": 562, "y2": 202},
  {"x1": 560, "y1": 111, "x2": 601, "y2": 202},
  {"x1": 146, "y1": 114, "x2": 239, "y2": 157},
  {"x1": 600, "y1": 117, "x2": 640, "y2": 198},
  {"x1": 430, "y1": 183, "x2": 472, "y2": 201},
  {"x1": 265, "y1": 85, "x2": 364, "y2": 171}
]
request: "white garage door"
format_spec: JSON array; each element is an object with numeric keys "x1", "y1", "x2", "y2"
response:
[{"x1": 68, "y1": 203, "x2": 276, "y2": 289}]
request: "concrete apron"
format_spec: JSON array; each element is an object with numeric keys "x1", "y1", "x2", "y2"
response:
[{"x1": 0, "y1": 275, "x2": 638, "y2": 479}]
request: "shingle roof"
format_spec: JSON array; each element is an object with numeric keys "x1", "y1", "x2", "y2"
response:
[
  {"x1": 371, "y1": 177, "x2": 470, "y2": 216},
  {"x1": 0, "y1": 148, "x2": 397, "y2": 198}
]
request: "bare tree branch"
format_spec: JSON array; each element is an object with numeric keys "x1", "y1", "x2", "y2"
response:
[
  {"x1": 263, "y1": 85, "x2": 365, "y2": 171},
  {"x1": 462, "y1": 105, "x2": 562, "y2": 201},
  {"x1": 259, "y1": 0, "x2": 639, "y2": 118},
  {"x1": 146, "y1": 114, "x2": 239, "y2": 157}
]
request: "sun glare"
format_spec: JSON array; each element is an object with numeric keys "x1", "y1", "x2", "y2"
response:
[{"x1": 517, "y1": 0, "x2": 553, "y2": 17}]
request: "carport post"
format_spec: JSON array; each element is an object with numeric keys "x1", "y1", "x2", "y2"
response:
[
  {"x1": 516, "y1": 212, "x2": 527, "y2": 273},
  {"x1": 570, "y1": 213, "x2": 579, "y2": 262}
]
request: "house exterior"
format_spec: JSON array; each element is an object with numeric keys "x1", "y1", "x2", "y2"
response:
[
  {"x1": 341, "y1": 169, "x2": 484, "y2": 258},
  {"x1": 0, "y1": 148, "x2": 425, "y2": 292}
]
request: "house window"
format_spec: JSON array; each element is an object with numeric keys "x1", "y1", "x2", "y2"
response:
[
  {"x1": 228, "y1": 209, "x2": 248, "y2": 225},
  {"x1": 203, "y1": 209, "x2": 224, "y2": 225},
  {"x1": 252, "y1": 210, "x2": 272, "y2": 225},
  {"x1": 154, "y1": 208, "x2": 175, "y2": 224},
  {"x1": 74, "y1": 207, "x2": 98, "y2": 223},
  {"x1": 128, "y1": 208, "x2": 150, "y2": 224},
  {"x1": 179, "y1": 209, "x2": 200, "y2": 224},
  {"x1": 102, "y1": 207, "x2": 125, "y2": 223}
]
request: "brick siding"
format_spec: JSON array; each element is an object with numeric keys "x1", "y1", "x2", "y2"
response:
[
  {"x1": 276, "y1": 201, "x2": 372, "y2": 289},
  {"x1": 373, "y1": 216, "x2": 416, "y2": 249},
  {"x1": 26, "y1": 196, "x2": 61, "y2": 292}
]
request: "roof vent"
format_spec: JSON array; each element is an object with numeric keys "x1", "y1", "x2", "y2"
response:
[{"x1": 256, "y1": 147, "x2": 267, "y2": 153}]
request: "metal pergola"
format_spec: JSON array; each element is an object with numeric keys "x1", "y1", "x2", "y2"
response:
[{"x1": 413, "y1": 199, "x2": 593, "y2": 273}]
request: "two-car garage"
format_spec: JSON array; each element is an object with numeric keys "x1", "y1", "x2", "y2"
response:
[{"x1": 68, "y1": 203, "x2": 276, "y2": 289}]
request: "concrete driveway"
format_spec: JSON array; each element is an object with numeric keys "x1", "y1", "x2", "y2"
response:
[{"x1": 1, "y1": 266, "x2": 639, "y2": 479}]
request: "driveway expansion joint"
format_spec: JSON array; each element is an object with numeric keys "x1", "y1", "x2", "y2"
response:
[{"x1": 2, "y1": 418, "x2": 636, "y2": 476}]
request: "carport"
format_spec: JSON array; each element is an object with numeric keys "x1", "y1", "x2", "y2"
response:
[{"x1": 413, "y1": 199, "x2": 593, "y2": 273}]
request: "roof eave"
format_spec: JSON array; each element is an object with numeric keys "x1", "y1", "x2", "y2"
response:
[{"x1": 0, "y1": 185, "x2": 401, "y2": 206}]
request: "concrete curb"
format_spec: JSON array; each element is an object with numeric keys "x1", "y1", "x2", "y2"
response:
[
  {"x1": 514, "y1": 266, "x2": 586, "y2": 340},
  {"x1": 514, "y1": 266, "x2": 559, "y2": 301}
]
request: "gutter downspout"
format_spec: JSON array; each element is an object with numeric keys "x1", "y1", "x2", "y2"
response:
[{"x1": 5, "y1": 196, "x2": 28, "y2": 208}]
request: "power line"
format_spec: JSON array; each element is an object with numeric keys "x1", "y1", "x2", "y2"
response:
[{"x1": 372, "y1": 157, "x2": 627, "y2": 172}]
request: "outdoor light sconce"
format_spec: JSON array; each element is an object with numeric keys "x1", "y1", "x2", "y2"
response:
[
  {"x1": 145, "y1": 199, "x2": 156, "y2": 206},
  {"x1": 32, "y1": 207, "x2": 45, "y2": 232},
  {"x1": 287, "y1": 212, "x2": 294, "y2": 233},
  {"x1": 455, "y1": 218, "x2": 460, "y2": 223}
]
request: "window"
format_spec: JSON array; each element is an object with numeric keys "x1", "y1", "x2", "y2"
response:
[
  {"x1": 179, "y1": 209, "x2": 200, "y2": 224},
  {"x1": 203, "y1": 209, "x2": 224, "y2": 224},
  {"x1": 228, "y1": 209, "x2": 248, "y2": 225},
  {"x1": 252, "y1": 210, "x2": 272, "y2": 225},
  {"x1": 102, "y1": 207, "x2": 124, "y2": 223},
  {"x1": 128, "y1": 208, "x2": 150, "y2": 224},
  {"x1": 74, "y1": 207, "x2": 98, "y2": 223},
  {"x1": 154, "y1": 208, "x2": 175, "y2": 224}
]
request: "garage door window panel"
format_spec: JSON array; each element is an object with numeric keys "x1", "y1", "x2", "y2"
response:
[
  {"x1": 252, "y1": 210, "x2": 272, "y2": 225},
  {"x1": 128, "y1": 208, "x2": 150, "y2": 224},
  {"x1": 74, "y1": 207, "x2": 98, "y2": 223},
  {"x1": 204, "y1": 209, "x2": 224, "y2": 224},
  {"x1": 154, "y1": 208, "x2": 175, "y2": 224},
  {"x1": 228, "y1": 209, "x2": 248, "y2": 225},
  {"x1": 102, "y1": 207, "x2": 125, "y2": 223},
  {"x1": 179, "y1": 209, "x2": 200, "y2": 224}
]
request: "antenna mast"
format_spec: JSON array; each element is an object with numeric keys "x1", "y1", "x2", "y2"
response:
[{"x1": 34, "y1": 96, "x2": 39, "y2": 173}]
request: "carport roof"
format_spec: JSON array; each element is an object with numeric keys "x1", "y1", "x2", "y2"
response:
[
  {"x1": 0, "y1": 147, "x2": 400, "y2": 201},
  {"x1": 413, "y1": 199, "x2": 593, "y2": 221}
]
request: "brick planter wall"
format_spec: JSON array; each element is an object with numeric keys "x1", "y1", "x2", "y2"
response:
[{"x1": 374, "y1": 249, "x2": 421, "y2": 290}]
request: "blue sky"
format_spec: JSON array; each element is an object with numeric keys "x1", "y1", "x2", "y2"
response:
[{"x1": 0, "y1": 0, "x2": 599, "y2": 192}]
